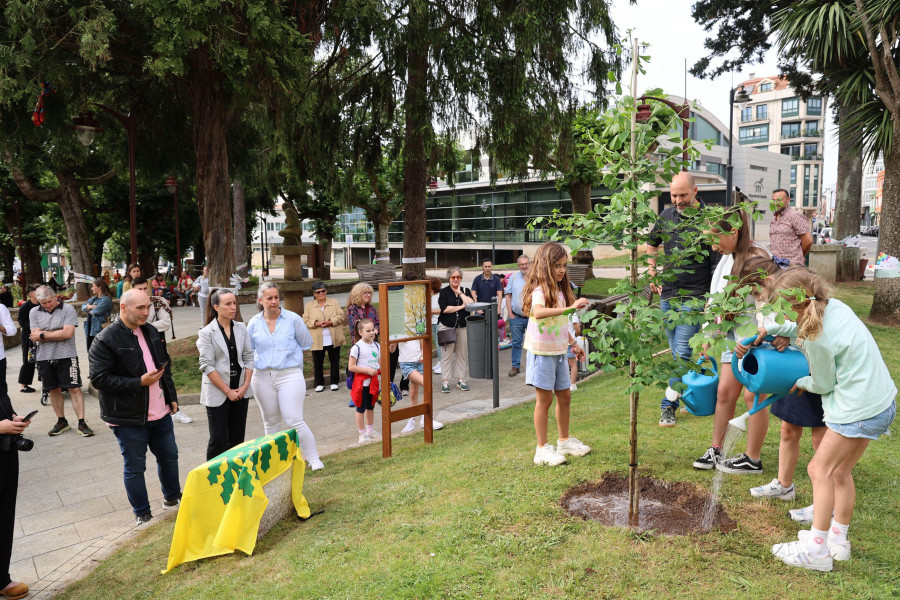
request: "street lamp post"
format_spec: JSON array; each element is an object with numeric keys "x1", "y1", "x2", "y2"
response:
[
  {"x1": 481, "y1": 197, "x2": 495, "y2": 264},
  {"x1": 71, "y1": 107, "x2": 138, "y2": 264},
  {"x1": 635, "y1": 96, "x2": 691, "y2": 169},
  {"x1": 165, "y1": 176, "x2": 181, "y2": 276},
  {"x1": 726, "y1": 86, "x2": 752, "y2": 207}
]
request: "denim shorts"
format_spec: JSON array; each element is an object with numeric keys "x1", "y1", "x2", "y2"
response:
[
  {"x1": 525, "y1": 352, "x2": 571, "y2": 391},
  {"x1": 399, "y1": 361, "x2": 424, "y2": 379},
  {"x1": 566, "y1": 346, "x2": 576, "y2": 360},
  {"x1": 826, "y1": 400, "x2": 896, "y2": 440}
]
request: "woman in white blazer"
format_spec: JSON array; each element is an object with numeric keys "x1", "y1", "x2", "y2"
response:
[{"x1": 197, "y1": 288, "x2": 254, "y2": 460}]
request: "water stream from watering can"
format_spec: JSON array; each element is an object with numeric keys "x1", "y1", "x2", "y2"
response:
[{"x1": 700, "y1": 424, "x2": 744, "y2": 531}]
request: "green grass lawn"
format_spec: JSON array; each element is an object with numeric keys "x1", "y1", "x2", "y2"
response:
[
  {"x1": 592, "y1": 252, "x2": 646, "y2": 267},
  {"x1": 60, "y1": 282, "x2": 900, "y2": 599},
  {"x1": 580, "y1": 277, "x2": 622, "y2": 296}
]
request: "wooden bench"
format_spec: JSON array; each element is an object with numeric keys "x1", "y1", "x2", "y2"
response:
[
  {"x1": 356, "y1": 263, "x2": 400, "y2": 285},
  {"x1": 567, "y1": 263, "x2": 590, "y2": 291},
  {"x1": 587, "y1": 286, "x2": 655, "y2": 319}
]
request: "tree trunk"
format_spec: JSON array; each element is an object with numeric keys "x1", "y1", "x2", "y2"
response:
[
  {"x1": 315, "y1": 238, "x2": 332, "y2": 280},
  {"x1": 569, "y1": 180, "x2": 596, "y2": 280},
  {"x1": 138, "y1": 249, "x2": 157, "y2": 279},
  {"x1": 190, "y1": 48, "x2": 235, "y2": 289},
  {"x1": 1, "y1": 210, "x2": 42, "y2": 285},
  {"x1": 232, "y1": 178, "x2": 249, "y2": 275},
  {"x1": 373, "y1": 214, "x2": 392, "y2": 264},
  {"x1": 869, "y1": 123, "x2": 900, "y2": 326},
  {"x1": 401, "y1": 4, "x2": 429, "y2": 279},
  {"x1": 833, "y1": 101, "x2": 864, "y2": 282},
  {"x1": 56, "y1": 171, "x2": 95, "y2": 300}
]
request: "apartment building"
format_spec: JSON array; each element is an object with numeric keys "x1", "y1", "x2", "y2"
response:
[{"x1": 733, "y1": 75, "x2": 827, "y2": 213}]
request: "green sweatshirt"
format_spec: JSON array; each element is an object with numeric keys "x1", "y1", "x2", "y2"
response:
[{"x1": 766, "y1": 299, "x2": 896, "y2": 424}]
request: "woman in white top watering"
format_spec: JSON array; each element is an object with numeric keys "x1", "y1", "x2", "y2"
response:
[{"x1": 246, "y1": 282, "x2": 323, "y2": 471}]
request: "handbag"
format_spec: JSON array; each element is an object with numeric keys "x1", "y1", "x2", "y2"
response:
[{"x1": 437, "y1": 327, "x2": 458, "y2": 346}]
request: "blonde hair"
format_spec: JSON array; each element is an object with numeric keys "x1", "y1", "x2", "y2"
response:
[
  {"x1": 765, "y1": 267, "x2": 830, "y2": 340},
  {"x1": 521, "y1": 242, "x2": 574, "y2": 316},
  {"x1": 347, "y1": 283, "x2": 374, "y2": 307}
]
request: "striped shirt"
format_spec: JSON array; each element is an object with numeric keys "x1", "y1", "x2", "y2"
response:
[{"x1": 30, "y1": 302, "x2": 79, "y2": 361}]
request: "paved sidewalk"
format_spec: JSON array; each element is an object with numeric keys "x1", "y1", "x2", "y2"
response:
[{"x1": 6, "y1": 295, "x2": 536, "y2": 598}]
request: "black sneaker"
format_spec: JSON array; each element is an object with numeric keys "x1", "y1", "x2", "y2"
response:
[
  {"x1": 716, "y1": 453, "x2": 763, "y2": 474},
  {"x1": 658, "y1": 406, "x2": 676, "y2": 427},
  {"x1": 77, "y1": 422, "x2": 94, "y2": 437},
  {"x1": 136, "y1": 512, "x2": 153, "y2": 526},
  {"x1": 692, "y1": 446, "x2": 722, "y2": 470},
  {"x1": 21, "y1": 385, "x2": 36, "y2": 393},
  {"x1": 48, "y1": 418, "x2": 70, "y2": 436}
]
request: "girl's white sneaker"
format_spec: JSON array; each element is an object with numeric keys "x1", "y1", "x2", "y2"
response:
[{"x1": 533, "y1": 444, "x2": 567, "y2": 466}]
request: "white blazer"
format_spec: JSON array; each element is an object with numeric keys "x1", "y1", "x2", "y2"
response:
[{"x1": 197, "y1": 319, "x2": 255, "y2": 407}]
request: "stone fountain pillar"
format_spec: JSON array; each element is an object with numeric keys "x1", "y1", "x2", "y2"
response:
[{"x1": 270, "y1": 245, "x2": 315, "y2": 313}]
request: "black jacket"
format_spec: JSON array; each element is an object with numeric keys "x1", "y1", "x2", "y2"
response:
[{"x1": 89, "y1": 319, "x2": 177, "y2": 426}]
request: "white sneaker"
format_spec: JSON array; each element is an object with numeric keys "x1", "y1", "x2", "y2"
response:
[
  {"x1": 401, "y1": 419, "x2": 417, "y2": 434},
  {"x1": 750, "y1": 478, "x2": 796, "y2": 501},
  {"x1": 771, "y1": 539, "x2": 833, "y2": 572},
  {"x1": 419, "y1": 417, "x2": 444, "y2": 430},
  {"x1": 533, "y1": 444, "x2": 567, "y2": 466},
  {"x1": 358, "y1": 433, "x2": 371, "y2": 444},
  {"x1": 570, "y1": 384, "x2": 578, "y2": 392},
  {"x1": 798, "y1": 529, "x2": 851, "y2": 561},
  {"x1": 789, "y1": 504, "x2": 815, "y2": 524},
  {"x1": 367, "y1": 430, "x2": 383, "y2": 441},
  {"x1": 432, "y1": 364, "x2": 442, "y2": 374},
  {"x1": 556, "y1": 437, "x2": 591, "y2": 457},
  {"x1": 172, "y1": 411, "x2": 193, "y2": 424},
  {"x1": 315, "y1": 385, "x2": 325, "y2": 392},
  {"x1": 309, "y1": 459, "x2": 325, "y2": 471},
  {"x1": 330, "y1": 384, "x2": 339, "y2": 391}
]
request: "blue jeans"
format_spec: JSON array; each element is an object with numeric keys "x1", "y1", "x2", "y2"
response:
[
  {"x1": 112, "y1": 414, "x2": 181, "y2": 517},
  {"x1": 508, "y1": 316, "x2": 528, "y2": 369},
  {"x1": 660, "y1": 298, "x2": 701, "y2": 410}
]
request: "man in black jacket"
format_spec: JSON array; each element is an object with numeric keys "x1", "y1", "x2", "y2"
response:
[{"x1": 89, "y1": 289, "x2": 181, "y2": 526}]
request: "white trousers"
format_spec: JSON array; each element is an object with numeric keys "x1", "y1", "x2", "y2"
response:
[{"x1": 251, "y1": 367, "x2": 320, "y2": 463}]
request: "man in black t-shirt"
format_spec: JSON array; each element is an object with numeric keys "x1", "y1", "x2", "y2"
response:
[
  {"x1": 647, "y1": 172, "x2": 720, "y2": 428},
  {"x1": 471, "y1": 259, "x2": 504, "y2": 308}
]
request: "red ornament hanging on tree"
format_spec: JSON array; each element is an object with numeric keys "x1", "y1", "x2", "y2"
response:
[{"x1": 31, "y1": 81, "x2": 56, "y2": 127}]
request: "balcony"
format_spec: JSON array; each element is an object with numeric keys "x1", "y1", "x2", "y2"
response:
[
  {"x1": 792, "y1": 154, "x2": 823, "y2": 161},
  {"x1": 781, "y1": 132, "x2": 802, "y2": 140},
  {"x1": 739, "y1": 135, "x2": 769, "y2": 145},
  {"x1": 804, "y1": 129, "x2": 823, "y2": 138},
  {"x1": 782, "y1": 109, "x2": 800, "y2": 118}
]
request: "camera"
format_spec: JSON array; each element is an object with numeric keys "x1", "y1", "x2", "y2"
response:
[{"x1": 0, "y1": 434, "x2": 33, "y2": 452}]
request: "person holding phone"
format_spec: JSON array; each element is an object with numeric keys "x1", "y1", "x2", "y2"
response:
[
  {"x1": 88, "y1": 289, "x2": 182, "y2": 526},
  {"x1": 1, "y1": 393, "x2": 32, "y2": 600}
]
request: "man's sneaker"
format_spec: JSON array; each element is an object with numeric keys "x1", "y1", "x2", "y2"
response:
[
  {"x1": 420, "y1": 417, "x2": 444, "y2": 430},
  {"x1": 401, "y1": 419, "x2": 417, "y2": 433},
  {"x1": 135, "y1": 513, "x2": 153, "y2": 526},
  {"x1": 533, "y1": 444, "x2": 567, "y2": 466},
  {"x1": 441, "y1": 382, "x2": 450, "y2": 393},
  {"x1": 556, "y1": 437, "x2": 591, "y2": 457},
  {"x1": 457, "y1": 380, "x2": 470, "y2": 391},
  {"x1": 48, "y1": 419, "x2": 70, "y2": 436},
  {"x1": 162, "y1": 496, "x2": 181, "y2": 509},
  {"x1": 798, "y1": 529, "x2": 851, "y2": 561},
  {"x1": 789, "y1": 504, "x2": 815, "y2": 524},
  {"x1": 692, "y1": 446, "x2": 722, "y2": 470},
  {"x1": 172, "y1": 411, "x2": 193, "y2": 424},
  {"x1": 315, "y1": 385, "x2": 325, "y2": 392},
  {"x1": 330, "y1": 384, "x2": 340, "y2": 391},
  {"x1": 771, "y1": 539, "x2": 833, "y2": 572},
  {"x1": 77, "y1": 422, "x2": 94, "y2": 437},
  {"x1": 716, "y1": 453, "x2": 763, "y2": 474},
  {"x1": 750, "y1": 478, "x2": 796, "y2": 501},
  {"x1": 658, "y1": 406, "x2": 676, "y2": 427}
]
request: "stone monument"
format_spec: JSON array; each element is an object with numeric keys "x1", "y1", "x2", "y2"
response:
[{"x1": 271, "y1": 200, "x2": 316, "y2": 312}]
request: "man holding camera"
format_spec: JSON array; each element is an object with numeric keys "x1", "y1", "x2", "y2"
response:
[
  {"x1": 0, "y1": 392, "x2": 32, "y2": 600},
  {"x1": 89, "y1": 289, "x2": 181, "y2": 526}
]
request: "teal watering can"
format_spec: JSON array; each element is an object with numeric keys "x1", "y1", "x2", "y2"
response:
[
  {"x1": 729, "y1": 335, "x2": 809, "y2": 431},
  {"x1": 681, "y1": 357, "x2": 718, "y2": 417}
]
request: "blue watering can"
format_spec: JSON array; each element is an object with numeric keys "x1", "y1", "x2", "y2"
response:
[
  {"x1": 729, "y1": 335, "x2": 809, "y2": 431},
  {"x1": 681, "y1": 357, "x2": 718, "y2": 417}
]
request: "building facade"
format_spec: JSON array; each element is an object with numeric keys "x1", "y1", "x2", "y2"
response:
[
  {"x1": 732, "y1": 76, "x2": 827, "y2": 212},
  {"x1": 862, "y1": 151, "x2": 884, "y2": 226}
]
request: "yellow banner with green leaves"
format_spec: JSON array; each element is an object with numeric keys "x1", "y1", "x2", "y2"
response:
[{"x1": 164, "y1": 429, "x2": 310, "y2": 573}]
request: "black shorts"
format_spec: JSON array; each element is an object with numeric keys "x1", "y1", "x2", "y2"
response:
[
  {"x1": 355, "y1": 386, "x2": 376, "y2": 414},
  {"x1": 37, "y1": 357, "x2": 82, "y2": 390},
  {"x1": 770, "y1": 391, "x2": 825, "y2": 428}
]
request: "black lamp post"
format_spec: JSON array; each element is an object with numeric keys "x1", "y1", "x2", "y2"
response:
[
  {"x1": 165, "y1": 176, "x2": 181, "y2": 276},
  {"x1": 71, "y1": 106, "x2": 138, "y2": 264},
  {"x1": 726, "y1": 86, "x2": 752, "y2": 207},
  {"x1": 636, "y1": 96, "x2": 691, "y2": 169},
  {"x1": 481, "y1": 197, "x2": 495, "y2": 264}
]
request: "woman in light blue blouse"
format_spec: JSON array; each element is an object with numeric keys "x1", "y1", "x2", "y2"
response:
[
  {"x1": 82, "y1": 279, "x2": 113, "y2": 352},
  {"x1": 246, "y1": 282, "x2": 323, "y2": 470}
]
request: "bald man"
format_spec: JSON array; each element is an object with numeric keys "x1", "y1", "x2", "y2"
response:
[
  {"x1": 89, "y1": 289, "x2": 181, "y2": 526},
  {"x1": 647, "y1": 172, "x2": 720, "y2": 427}
]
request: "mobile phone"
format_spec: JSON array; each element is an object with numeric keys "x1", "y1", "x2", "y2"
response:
[
  {"x1": 155, "y1": 361, "x2": 170, "y2": 373},
  {"x1": 23, "y1": 410, "x2": 38, "y2": 422}
]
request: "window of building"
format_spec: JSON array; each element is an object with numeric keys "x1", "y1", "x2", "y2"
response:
[
  {"x1": 803, "y1": 165, "x2": 811, "y2": 206},
  {"x1": 781, "y1": 122, "x2": 801, "y2": 139},
  {"x1": 807, "y1": 96, "x2": 823, "y2": 116},
  {"x1": 756, "y1": 104, "x2": 767, "y2": 120},
  {"x1": 741, "y1": 106, "x2": 752, "y2": 122},
  {"x1": 454, "y1": 150, "x2": 478, "y2": 184},
  {"x1": 760, "y1": 82, "x2": 773, "y2": 92},
  {"x1": 739, "y1": 124, "x2": 768, "y2": 144},
  {"x1": 809, "y1": 164, "x2": 820, "y2": 206},
  {"x1": 705, "y1": 162, "x2": 725, "y2": 177},
  {"x1": 805, "y1": 120, "x2": 819, "y2": 136},
  {"x1": 781, "y1": 144, "x2": 801, "y2": 158},
  {"x1": 782, "y1": 97, "x2": 800, "y2": 117},
  {"x1": 690, "y1": 115, "x2": 722, "y2": 145},
  {"x1": 790, "y1": 165, "x2": 797, "y2": 184},
  {"x1": 749, "y1": 164, "x2": 768, "y2": 171},
  {"x1": 804, "y1": 143, "x2": 819, "y2": 159}
]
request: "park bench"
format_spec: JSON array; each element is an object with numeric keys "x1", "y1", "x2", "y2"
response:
[
  {"x1": 356, "y1": 263, "x2": 401, "y2": 285},
  {"x1": 587, "y1": 286, "x2": 655, "y2": 319},
  {"x1": 567, "y1": 263, "x2": 591, "y2": 292}
]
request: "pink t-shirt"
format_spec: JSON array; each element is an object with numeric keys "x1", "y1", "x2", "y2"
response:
[
  {"x1": 134, "y1": 326, "x2": 169, "y2": 421},
  {"x1": 523, "y1": 286, "x2": 569, "y2": 355},
  {"x1": 769, "y1": 207, "x2": 809, "y2": 266}
]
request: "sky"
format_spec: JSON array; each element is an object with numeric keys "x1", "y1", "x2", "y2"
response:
[{"x1": 607, "y1": 0, "x2": 838, "y2": 188}]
